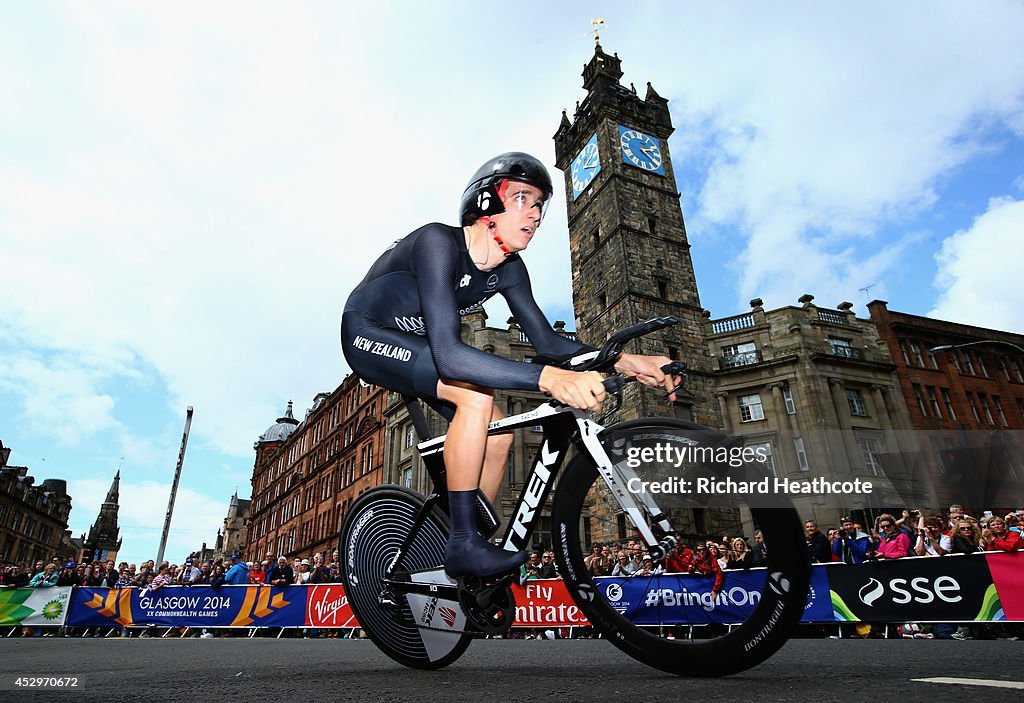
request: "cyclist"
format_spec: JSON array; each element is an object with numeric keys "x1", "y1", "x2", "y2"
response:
[{"x1": 341, "y1": 152, "x2": 680, "y2": 579}]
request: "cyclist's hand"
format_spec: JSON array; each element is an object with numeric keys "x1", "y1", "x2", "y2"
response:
[
  {"x1": 614, "y1": 353, "x2": 681, "y2": 400},
  {"x1": 539, "y1": 366, "x2": 606, "y2": 412}
]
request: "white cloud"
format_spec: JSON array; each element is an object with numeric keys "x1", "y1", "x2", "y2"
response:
[
  {"x1": 2, "y1": 1, "x2": 1024, "y2": 473},
  {"x1": 930, "y1": 197, "x2": 1024, "y2": 332},
  {"x1": 638, "y1": 2, "x2": 1024, "y2": 310},
  {"x1": 68, "y1": 477, "x2": 227, "y2": 566}
]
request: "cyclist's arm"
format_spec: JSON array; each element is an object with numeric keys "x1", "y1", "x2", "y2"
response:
[
  {"x1": 502, "y1": 258, "x2": 596, "y2": 362},
  {"x1": 412, "y1": 228, "x2": 544, "y2": 391}
]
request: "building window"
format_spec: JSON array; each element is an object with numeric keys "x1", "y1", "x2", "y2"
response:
[
  {"x1": 782, "y1": 385, "x2": 796, "y2": 414},
  {"x1": 1016, "y1": 397, "x2": 1024, "y2": 419},
  {"x1": 898, "y1": 340, "x2": 910, "y2": 364},
  {"x1": 911, "y1": 384, "x2": 928, "y2": 416},
  {"x1": 402, "y1": 466, "x2": 413, "y2": 488},
  {"x1": 927, "y1": 348, "x2": 939, "y2": 369},
  {"x1": 829, "y1": 337, "x2": 855, "y2": 358},
  {"x1": 721, "y1": 342, "x2": 759, "y2": 368},
  {"x1": 926, "y1": 386, "x2": 942, "y2": 418},
  {"x1": 959, "y1": 351, "x2": 976, "y2": 375},
  {"x1": 598, "y1": 292, "x2": 607, "y2": 309},
  {"x1": 591, "y1": 227, "x2": 600, "y2": 248},
  {"x1": 978, "y1": 393, "x2": 995, "y2": 425},
  {"x1": 1000, "y1": 356, "x2": 1012, "y2": 381},
  {"x1": 847, "y1": 389, "x2": 868, "y2": 417},
  {"x1": 993, "y1": 396, "x2": 1008, "y2": 427},
  {"x1": 942, "y1": 389, "x2": 957, "y2": 421},
  {"x1": 794, "y1": 437, "x2": 809, "y2": 471},
  {"x1": 673, "y1": 403, "x2": 693, "y2": 421},
  {"x1": 657, "y1": 280, "x2": 668, "y2": 299},
  {"x1": 507, "y1": 451, "x2": 516, "y2": 486},
  {"x1": 909, "y1": 342, "x2": 925, "y2": 366},
  {"x1": 746, "y1": 442, "x2": 776, "y2": 477},
  {"x1": 975, "y1": 352, "x2": 989, "y2": 377},
  {"x1": 857, "y1": 438, "x2": 884, "y2": 476},
  {"x1": 648, "y1": 216, "x2": 658, "y2": 234},
  {"x1": 966, "y1": 392, "x2": 981, "y2": 423},
  {"x1": 738, "y1": 394, "x2": 765, "y2": 422},
  {"x1": 405, "y1": 424, "x2": 416, "y2": 448},
  {"x1": 1012, "y1": 360, "x2": 1024, "y2": 383}
]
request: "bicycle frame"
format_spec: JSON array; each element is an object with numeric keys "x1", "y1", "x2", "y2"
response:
[{"x1": 382, "y1": 398, "x2": 677, "y2": 590}]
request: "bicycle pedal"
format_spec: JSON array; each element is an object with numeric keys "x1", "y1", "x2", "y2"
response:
[{"x1": 456, "y1": 578, "x2": 514, "y2": 635}]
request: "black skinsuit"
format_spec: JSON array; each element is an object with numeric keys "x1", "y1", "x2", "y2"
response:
[{"x1": 341, "y1": 223, "x2": 591, "y2": 416}]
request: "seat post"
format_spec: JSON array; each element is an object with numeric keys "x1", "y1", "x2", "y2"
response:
[{"x1": 402, "y1": 395, "x2": 433, "y2": 441}]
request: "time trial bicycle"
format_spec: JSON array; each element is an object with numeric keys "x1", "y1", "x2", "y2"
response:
[{"x1": 340, "y1": 316, "x2": 810, "y2": 676}]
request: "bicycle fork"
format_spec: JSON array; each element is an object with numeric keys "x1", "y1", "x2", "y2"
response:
[{"x1": 574, "y1": 415, "x2": 678, "y2": 560}]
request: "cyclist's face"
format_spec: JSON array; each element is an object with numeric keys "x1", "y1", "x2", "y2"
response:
[{"x1": 492, "y1": 181, "x2": 545, "y2": 252}]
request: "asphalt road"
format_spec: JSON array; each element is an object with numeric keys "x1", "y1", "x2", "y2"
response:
[{"x1": 1, "y1": 636, "x2": 1022, "y2": 701}]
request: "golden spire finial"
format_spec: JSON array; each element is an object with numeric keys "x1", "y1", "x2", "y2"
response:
[{"x1": 587, "y1": 17, "x2": 605, "y2": 45}]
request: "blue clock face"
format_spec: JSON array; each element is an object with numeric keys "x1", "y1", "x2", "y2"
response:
[
  {"x1": 570, "y1": 133, "x2": 601, "y2": 199},
  {"x1": 618, "y1": 125, "x2": 665, "y2": 176}
]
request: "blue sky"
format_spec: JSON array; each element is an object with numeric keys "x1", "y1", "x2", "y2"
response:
[{"x1": 2, "y1": 2, "x2": 1023, "y2": 565}]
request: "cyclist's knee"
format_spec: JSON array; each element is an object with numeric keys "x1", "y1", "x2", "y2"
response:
[{"x1": 437, "y1": 380, "x2": 495, "y2": 415}]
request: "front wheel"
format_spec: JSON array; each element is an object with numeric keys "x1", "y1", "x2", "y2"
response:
[
  {"x1": 552, "y1": 419, "x2": 810, "y2": 677},
  {"x1": 340, "y1": 485, "x2": 471, "y2": 670}
]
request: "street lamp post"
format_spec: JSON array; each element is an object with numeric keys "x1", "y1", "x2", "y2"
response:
[
  {"x1": 930, "y1": 340, "x2": 1024, "y2": 355},
  {"x1": 155, "y1": 406, "x2": 193, "y2": 568}
]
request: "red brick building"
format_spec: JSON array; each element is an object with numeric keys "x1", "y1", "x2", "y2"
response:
[
  {"x1": 245, "y1": 376, "x2": 387, "y2": 565},
  {"x1": 868, "y1": 300, "x2": 1024, "y2": 514}
]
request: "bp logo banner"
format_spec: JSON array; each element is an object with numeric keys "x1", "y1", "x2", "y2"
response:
[
  {"x1": 68, "y1": 585, "x2": 307, "y2": 628},
  {"x1": 0, "y1": 587, "x2": 72, "y2": 626},
  {"x1": 829, "y1": 553, "x2": 999, "y2": 623}
]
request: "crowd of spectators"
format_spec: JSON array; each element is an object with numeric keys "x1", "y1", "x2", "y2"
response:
[
  {"x1": 1, "y1": 548, "x2": 346, "y2": 592},
  {"x1": 808, "y1": 505, "x2": 1024, "y2": 565}
]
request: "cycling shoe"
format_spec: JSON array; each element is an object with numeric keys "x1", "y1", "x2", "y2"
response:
[
  {"x1": 446, "y1": 489, "x2": 523, "y2": 578},
  {"x1": 444, "y1": 532, "x2": 526, "y2": 579}
]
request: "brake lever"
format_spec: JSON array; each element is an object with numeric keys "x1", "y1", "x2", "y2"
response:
[
  {"x1": 661, "y1": 361, "x2": 687, "y2": 399},
  {"x1": 598, "y1": 375, "x2": 634, "y2": 424}
]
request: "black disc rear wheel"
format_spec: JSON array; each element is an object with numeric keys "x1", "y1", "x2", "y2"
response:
[{"x1": 340, "y1": 485, "x2": 471, "y2": 669}]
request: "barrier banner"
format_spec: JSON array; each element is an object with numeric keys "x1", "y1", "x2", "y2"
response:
[
  {"x1": 67, "y1": 585, "x2": 307, "y2": 628},
  {"x1": 827, "y1": 554, "x2": 1000, "y2": 623},
  {"x1": 512, "y1": 579, "x2": 590, "y2": 627},
  {"x1": 0, "y1": 587, "x2": 72, "y2": 626},
  {"x1": 305, "y1": 585, "x2": 358, "y2": 628},
  {"x1": 56, "y1": 554, "x2": 1023, "y2": 629},
  {"x1": 985, "y1": 551, "x2": 1024, "y2": 620},
  {"x1": 593, "y1": 567, "x2": 832, "y2": 625}
]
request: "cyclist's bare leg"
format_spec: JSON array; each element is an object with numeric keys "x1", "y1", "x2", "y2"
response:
[
  {"x1": 436, "y1": 379, "x2": 523, "y2": 577},
  {"x1": 480, "y1": 410, "x2": 513, "y2": 503},
  {"x1": 436, "y1": 379, "x2": 495, "y2": 491}
]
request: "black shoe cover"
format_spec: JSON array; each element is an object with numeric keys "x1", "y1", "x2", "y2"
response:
[
  {"x1": 445, "y1": 489, "x2": 525, "y2": 578},
  {"x1": 444, "y1": 532, "x2": 526, "y2": 578}
]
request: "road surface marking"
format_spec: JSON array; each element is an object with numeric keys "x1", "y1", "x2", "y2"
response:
[{"x1": 913, "y1": 677, "x2": 1024, "y2": 690}]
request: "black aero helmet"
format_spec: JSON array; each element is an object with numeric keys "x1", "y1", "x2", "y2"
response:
[{"x1": 459, "y1": 152, "x2": 553, "y2": 226}]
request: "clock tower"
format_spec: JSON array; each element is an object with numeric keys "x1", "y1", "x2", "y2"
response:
[{"x1": 554, "y1": 42, "x2": 719, "y2": 426}]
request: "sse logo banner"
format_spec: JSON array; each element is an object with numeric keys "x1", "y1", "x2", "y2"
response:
[{"x1": 829, "y1": 555, "x2": 999, "y2": 622}]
